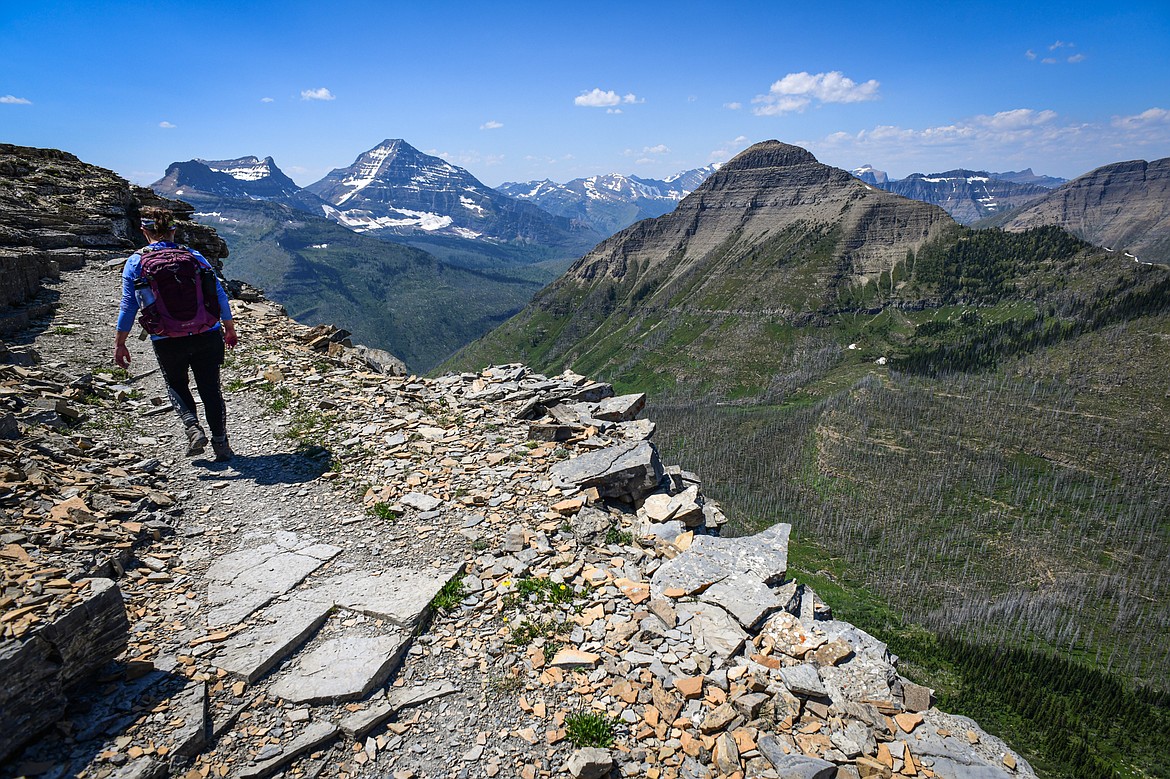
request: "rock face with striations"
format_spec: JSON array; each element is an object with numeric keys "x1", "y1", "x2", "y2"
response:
[
  {"x1": 993, "y1": 157, "x2": 1170, "y2": 262},
  {"x1": 0, "y1": 143, "x2": 227, "y2": 331}
]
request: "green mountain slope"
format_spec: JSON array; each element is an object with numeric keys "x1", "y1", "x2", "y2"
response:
[
  {"x1": 442, "y1": 141, "x2": 1170, "y2": 776},
  {"x1": 199, "y1": 199, "x2": 553, "y2": 372}
]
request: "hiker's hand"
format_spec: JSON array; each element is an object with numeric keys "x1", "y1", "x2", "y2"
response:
[
  {"x1": 114, "y1": 343, "x2": 131, "y2": 368},
  {"x1": 223, "y1": 321, "x2": 238, "y2": 349}
]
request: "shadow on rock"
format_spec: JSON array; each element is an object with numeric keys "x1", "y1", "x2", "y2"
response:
[{"x1": 0, "y1": 661, "x2": 197, "y2": 779}]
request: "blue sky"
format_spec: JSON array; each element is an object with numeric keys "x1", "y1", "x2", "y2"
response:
[{"x1": 2, "y1": 0, "x2": 1168, "y2": 187}]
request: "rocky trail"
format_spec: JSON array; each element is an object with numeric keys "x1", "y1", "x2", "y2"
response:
[{"x1": 1, "y1": 257, "x2": 1032, "y2": 779}]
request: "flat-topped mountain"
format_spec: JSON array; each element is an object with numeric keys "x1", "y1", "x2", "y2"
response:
[
  {"x1": 304, "y1": 139, "x2": 601, "y2": 250},
  {"x1": 990, "y1": 157, "x2": 1170, "y2": 262},
  {"x1": 497, "y1": 165, "x2": 720, "y2": 236},
  {"x1": 152, "y1": 156, "x2": 325, "y2": 212}
]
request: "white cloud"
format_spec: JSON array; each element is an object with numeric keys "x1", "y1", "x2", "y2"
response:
[
  {"x1": 1025, "y1": 49, "x2": 1037, "y2": 60},
  {"x1": 724, "y1": 101, "x2": 743, "y2": 110},
  {"x1": 261, "y1": 97, "x2": 274, "y2": 103},
  {"x1": 708, "y1": 135, "x2": 753, "y2": 164},
  {"x1": 811, "y1": 106, "x2": 1170, "y2": 175},
  {"x1": 1068, "y1": 53, "x2": 1086, "y2": 63},
  {"x1": 752, "y1": 71, "x2": 880, "y2": 116},
  {"x1": 1049, "y1": 40, "x2": 1073, "y2": 50},
  {"x1": 0, "y1": 95, "x2": 31, "y2": 105},
  {"x1": 575, "y1": 88, "x2": 642, "y2": 108},
  {"x1": 1042, "y1": 57, "x2": 1058, "y2": 64},
  {"x1": 300, "y1": 87, "x2": 335, "y2": 101},
  {"x1": 606, "y1": 108, "x2": 623, "y2": 114},
  {"x1": 635, "y1": 158, "x2": 654, "y2": 165},
  {"x1": 1112, "y1": 107, "x2": 1170, "y2": 129},
  {"x1": 480, "y1": 120, "x2": 503, "y2": 130},
  {"x1": 643, "y1": 144, "x2": 670, "y2": 155},
  {"x1": 159, "y1": 121, "x2": 176, "y2": 129}
]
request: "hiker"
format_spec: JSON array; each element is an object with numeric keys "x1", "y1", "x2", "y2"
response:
[{"x1": 113, "y1": 207, "x2": 238, "y2": 461}]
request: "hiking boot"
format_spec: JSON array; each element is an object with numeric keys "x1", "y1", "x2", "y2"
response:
[
  {"x1": 211, "y1": 435, "x2": 234, "y2": 462},
  {"x1": 185, "y1": 424, "x2": 208, "y2": 456}
]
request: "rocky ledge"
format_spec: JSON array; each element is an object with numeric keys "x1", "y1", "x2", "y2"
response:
[{"x1": 1, "y1": 256, "x2": 1032, "y2": 779}]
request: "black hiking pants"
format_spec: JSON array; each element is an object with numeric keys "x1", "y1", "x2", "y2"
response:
[{"x1": 152, "y1": 329, "x2": 227, "y2": 439}]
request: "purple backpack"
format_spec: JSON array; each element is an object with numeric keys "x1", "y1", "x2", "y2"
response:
[{"x1": 136, "y1": 246, "x2": 222, "y2": 337}]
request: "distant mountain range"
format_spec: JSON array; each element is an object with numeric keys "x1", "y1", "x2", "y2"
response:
[
  {"x1": 496, "y1": 165, "x2": 720, "y2": 235},
  {"x1": 850, "y1": 165, "x2": 1066, "y2": 224}
]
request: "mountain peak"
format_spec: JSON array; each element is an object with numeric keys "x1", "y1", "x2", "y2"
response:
[{"x1": 721, "y1": 140, "x2": 819, "y2": 172}]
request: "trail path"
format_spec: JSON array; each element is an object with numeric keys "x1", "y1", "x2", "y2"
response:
[{"x1": 3, "y1": 259, "x2": 1033, "y2": 779}]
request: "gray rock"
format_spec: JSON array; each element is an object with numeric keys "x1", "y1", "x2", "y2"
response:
[
  {"x1": 217, "y1": 599, "x2": 332, "y2": 682},
  {"x1": 170, "y1": 681, "x2": 209, "y2": 758},
  {"x1": 566, "y1": 746, "x2": 614, "y2": 779},
  {"x1": 110, "y1": 757, "x2": 167, "y2": 779},
  {"x1": 0, "y1": 577, "x2": 128, "y2": 762},
  {"x1": 268, "y1": 633, "x2": 409, "y2": 704},
  {"x1": 401, "y1": 492, "x2": 442, "y2": 512},
  {"x1": 305, "y1": 566, "x2": 462, "y2": 629},
  {"x1": 593, "y1": 393, "x2": 646, "y2": 422},
  {"x1": 572, "y1": 506, "x2": 612, "y2": 546},
  {"x1": 778, "y1": 664, "x2": 827, "y2": 698},
  {"x1": 549, "y1": 441, "x2": 664, "y2": 503},
  {"x1": 235, "y1": 720, "x2": 339, "y2": 779},
  {"x1": 901, "y1": 678, "x2": 935, "y2": 712},
  {"x1": 699, "y1": 572, "x2": 785, "y2": 630},
  {"x1": 677, "y1": 601, "x2": 748, "y2": 660},
  {"x1": 205, "y1": 542, "x2": 341, "y2": 626},
  {"x1": 651, "y1": 523, "x2": 791, "y2": 596},
  {"x1": 829, "y1": 720, "x2": 874, "y2": 758},
  {"x1": 756, "y1": 739, "x2": 836, "y2": 779}
]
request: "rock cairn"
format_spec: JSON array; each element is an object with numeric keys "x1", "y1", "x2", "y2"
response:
[{"x1": 1, "y1": 257, "x2": 1032, "y2": 779}]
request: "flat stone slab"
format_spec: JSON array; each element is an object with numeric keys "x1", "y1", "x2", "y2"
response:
[
  {"x1": 236, "y1": 720, "x2": 339, "y2": 779},
  {"x1": 305, "y1": 566, "x2": 461, "y2": 629},
  {"x1": 340, "y1": 680, "x2": 461, "y2": 738},
  {"x1": 593, "y1": 393, "x2": 646, "y2": 422},
  {"x1": 216, "y1": 599, "x2": 333, "y2": 682},
  {"x1": 699, "y1": 572, "x2": 786, "y2": 631},
  {"x1": 268, "y1": 633, "x2": 409, "y2": 704},
  {"x1": 651, "y1": 522, "x2": 791, "y2": 596},
  {"x1": 206, "y1": 541, "x2": 341, "y2": 626},
  {"x1": 549, "y1": 441, "x2": 664, "y2": 502},
  {"x1": 677, "y1": 601, "x2": 747, "y2": 660}
]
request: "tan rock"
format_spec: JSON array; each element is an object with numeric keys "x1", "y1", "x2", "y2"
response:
[
  {"x1": 672, "y1": 675, "x2": 704, "y2": 699},
  {"x1": 894, "y1": 712, "x2": 923, "y2": 734}
]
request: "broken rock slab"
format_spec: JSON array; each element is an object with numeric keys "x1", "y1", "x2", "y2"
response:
[
  {"x1": 306, "y1": 566, "x2": 462, "y2": 630},
  {"x1": 205, "y1": 541, "x2": 341, "y2": 626},
  {"x1": 235, "y1": 720, "x2": 339, "y2": 779},
  {"x1": 268, "y1": 632, "x2": 409, "y2": 704},
  {"x1": 677, "y1": 601, "x2": 748, "y2": 660},
  {"x1": 339, "y1": 680, "x2": 461, "y2": 738},
  {"x1": 216, "y1": 598, "x2": 333, "y2": 683},
  {"x1": 651, "y1": 522, "x2": 791, "y2": 596},
  {"x1": 698, "y1": 572, "x2": 786, "y2": 631},
  {"x1": 549, "y1": 441, "x2": 664, "y2": 503}
]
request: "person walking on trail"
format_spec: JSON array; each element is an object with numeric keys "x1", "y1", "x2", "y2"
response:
[{"x1": 113, "y1": 207, "x2": 238, "y2": 461}]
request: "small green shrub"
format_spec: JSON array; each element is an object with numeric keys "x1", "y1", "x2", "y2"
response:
[
  {"x1": 368, "y1": 502, "x2": 398, "y2": 521},
  {"x1": 605, "y1": 527, "x2": 633, "y2": 546},
  {"x1": 564, "y1": 711, "x2": 619, "y2": 748},
  {"x1": 431, "y1": 574, "x2": 466, "y2": 612}
]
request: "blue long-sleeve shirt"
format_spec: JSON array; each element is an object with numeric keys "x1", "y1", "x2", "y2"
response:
[{"x1": 116, "y1": 242, "x2": 233, "y2": 338}]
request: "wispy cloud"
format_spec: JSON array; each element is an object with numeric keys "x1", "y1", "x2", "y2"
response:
[
  {"x1": 724, "y1": 101, "x2": 743, "y2": 110},
  {"x1": 1, "y1": 95, "x2": 31, "y2": 105},
  {"x1": 480, "y1": 120, "x2": 503, "y2": 130},
  {"x1": 643, "y1": 144, "x2": 670, "y2": 155},
  {"x1": 261, "y1": 97, "x2": 274, "y2": 103},
  {"x1": 708, "y1": 135, "x2": 750, "y2": 164},
  {"x1": 811, "y1": 106, "x2": 1170, "y2": 174},
  {"x1": 159, "y1": 121, "x2": 176, "y2": 129},
  {"x1": 300, "y1": 87, "x2": 335, "y2": 101},
  {"x1": 1028, "y1": 42, "x2": 1084, "y2": 65},
  {"x1": 574, "y1": 88, "x2": 642, "y2": 108},
  {"x1": 752, "y1": 71, "x2": 880, "y2": 116}
]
